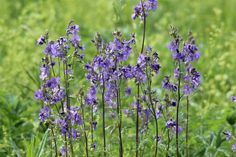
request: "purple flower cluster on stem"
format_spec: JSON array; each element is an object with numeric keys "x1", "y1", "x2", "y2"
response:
[
  {"x1": 165, "y1": 27, "x2": 201, "y2": 157},
  {"x1": 35, "y1": 22, "x2": 85, "y2": 157},
  {"x1": 33, "y1": 0, "x2": 205, "y2": 156}
]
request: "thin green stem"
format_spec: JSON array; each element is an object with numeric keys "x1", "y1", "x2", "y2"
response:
[{"x1": 166, "y1": 130, "x2": 170, "y2": 157}]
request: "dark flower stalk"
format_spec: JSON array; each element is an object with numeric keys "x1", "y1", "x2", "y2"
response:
[
  {"x1": 63, "y1": 61, "x2": 74, "y2": 157},
  {"x1": 116, "y1": 80, "x2": 123, "y2": 157},
  {"x1": 102, "y1": 75, "x2": 106, "y2": 157},
  {"x1": 176, "y1": 60, "x2": 181, "y2": 157},
  {"x1": 186, "y1": 96, "x2": 189, "y2": 157},
  {"x1": 166, "y1": 130, "x2": 170, "y2": 157},
  {"x1": 91, "y1": 104, "x2": 94, "y2": 148},
  {"x1": 136, "y1": 1, "x2": 146, "y2": 156},
  {"x1": 81, "y1": 94, "x2": 89, "y2": 157},
  {"x1": 136, "y1": 84, "x2": 140, "y2": 157},
  {"x1": 51, "y1": 127, "x2": 58, "y2": 157},
  {"x1": 147, "y1": 76, "x2": 159, "y2": 157},
  {"x1": 64, "y1": 135, "x2": 68, "y2": 157},
  {"x1": 132, "y1": 1, "x2": 158, "y2": 156},
  {"x1": 144, "y1": 48, "x2": 161, "y2": 157}
]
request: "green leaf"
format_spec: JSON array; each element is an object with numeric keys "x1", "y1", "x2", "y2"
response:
[{"x1": 36, "y1": 129, "x2": 49, "y2": 157}]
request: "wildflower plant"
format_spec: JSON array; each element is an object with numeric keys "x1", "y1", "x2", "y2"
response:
[
  {"x1": 34, "y1": 0, "x2": 202, "y2": 156},
  {"x1": 224, "y1": 96, "x2": 236, "y2": 152}
]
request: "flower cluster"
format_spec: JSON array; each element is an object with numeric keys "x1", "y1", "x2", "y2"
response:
[
  {"x1": 85, "y1": 32, "x2": 136, "y2": 108},
  {"x1": 167, "y1": 30, "x2": 201, "y2": 95},
  {"x1": 34, "y1": 0, "x2": 206, "y2": 156},
  {"x1": 224, "y1": 97, "x2": 236, "y2": 151},
  {"x1": 35, "y1": 22, "x2": 85, "y2": 155},
  {"x1": 132, "y1": 0, "x2": 158, "y2": 20}
]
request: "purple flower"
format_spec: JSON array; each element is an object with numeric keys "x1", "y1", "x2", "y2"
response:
[
  {"x1": 57, "y1": 118, "x2": 68, "y2": 135},
  {"x1": 51, "y1": 89, "x2": 65, "y2": 104},
  {"x1": 92, "y1": 121, "x2": 97, "y2": 131},
  {"x1": 37, "y1": 35, "x2": 45, "y2": 46},
  {"x1": 232, "y1": 144, "x2": 236, "y2": 150},
  {"x1": 34, "y1": 89, "x2": 44, "y2": 101},
  {"x1": 172, "y1": 126, "x2": 183, "y2": 134},
  {"x1": 121, "y1": 65, "x2": 134, "y2": 80},
  {"x1": 40, "y1": 64, "x2": 50, "y2": 80},
  {"x1": 156, "y1": 109, "x2": 161, "y2": 119},
  {"x1": 183, "y1": 43, "x2": 201, "y2": 61},
  {"x1": 183, "y1": 84, "x2": 194, "y2": 95},
  {"x1": 44, "y1": 41, "x2": 62, "y2": 58},
  {"x1": 162, "y1": 76, "x2": 177, "y2": 92},
  {"x1": 223, "y1": 131, "x2": 232, "y2": 140},
  {"x1": 39, "y1": 106, "x2": 51, "y2": 122},
  {"x1": 124, "y1": 109, "x2": 130, "y2": 117},
  {"x1": 91, "y1": 143, "x2": 96, "y2": 149},
  {"x1": 145, "y1": 108, "x2": 152, "y2": 122},
  {"x1": 68, "y1": 108, "x2": 83, "y2": 126},
  {"x1": 45, "y1": 77, "x2": 60, "y2": 89},
  {"x1": 60, "y1": 146, "x2": 66, "y2": 156},
  {"x1": 231, "y1": 96, "x2": 236, "y2": 102},
  {"x1": 132, "y1": 0, "x2": 158, "y2": 21},
  {"x1": 137, "y1": 54, "x2": 146, "y2": 68},
  {"x1": 72, "y1": 129, "x2": 80, "y2": 140},
  {"x1": 125, "y1": 87, "x2": 132, "y2": 96},
  {"x1": 133, "y1": 66, "x2": 147, "y2": 83},
  {"x1": 154, "y1": 135, "x2": 161, "y2": 142},
  {"x1": 151, "y1": 63, "x2": 160, "y2": 75},
  {"x1": 57, "y1": 36, "x2": 67, "y2": 45},
  {"x1": 174, "y1": 68, "x2": 179, "y2": 79},
  {"x1": 171, "y1": 99, "x2": 176, "y2": 107},
  {"x1": 167, "y1": 40, "x2": 179, "y2": 53},
  {"x1": 166, "y1": 119, "x2": 176, "y2": 128},
  {"x1": 67, "y1": 25, "x2": 82, "y2": 47},
  {"x1": 85, "y1": 85, "x2": 98, "y2": 106}
]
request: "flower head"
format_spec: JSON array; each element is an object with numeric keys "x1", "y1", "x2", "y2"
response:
[
  {"x1": 39, "y1": 106, "x2": 51, "y2": 122},
  {"x1": 232, "y1": 144, "x2": 236, "y2": 150},
  {"x1": 132, "y1": 0, "x2": 158, "y2": 21},
  {"x1": 37, "y1": 35, "x2": 45, "y2": 46},
  {"x1": 166, "y1": 119, "x2": 176, "y2": 128},
  {"x1": 231, "y1": 96, "x2": 236, "y2": 102},
  {"x1": 223, "y1": 131, "x2": 232, "y2": 140},
  {"x1": 125, "y1": 86, "x2": 132, "y2": 96}
]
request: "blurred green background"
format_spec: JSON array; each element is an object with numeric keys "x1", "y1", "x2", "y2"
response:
[{"x1": 1, "y1": 0, "x2": 236, "y2": 156}]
